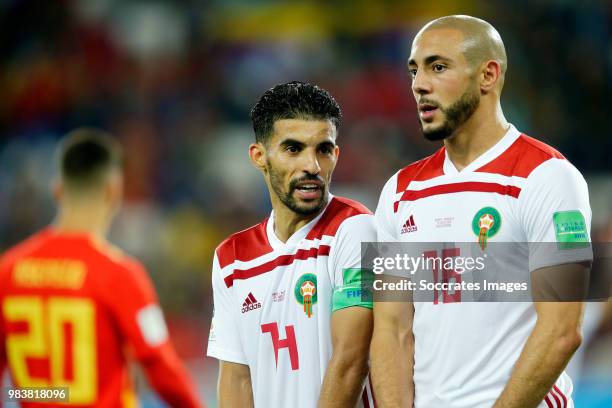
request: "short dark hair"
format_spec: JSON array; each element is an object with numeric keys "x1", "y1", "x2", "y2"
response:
[
  {"x1": 250, "y1": 81, "x2": 342, "y2": 143},
  {"x1": 58, "y1": 128, "x2": 122, "y2": 191}
]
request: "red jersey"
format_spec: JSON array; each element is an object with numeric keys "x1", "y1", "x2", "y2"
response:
[{"x1": 0, "y1": 229, "x2": 203, "y2": 408}]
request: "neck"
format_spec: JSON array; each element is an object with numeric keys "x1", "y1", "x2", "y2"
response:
[
  {"x1": 53, "y1": 201, "x2": 110, "y2": 240},
  {"x1": 444, "y1": 100, "x2": 509, "y2": 171},
  {"x1": 270, "y1": 194, "x2": 326, "y2": 243}
]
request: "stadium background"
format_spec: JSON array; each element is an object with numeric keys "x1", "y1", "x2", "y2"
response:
[{"x1": 1, "y1": 0, "x2": 610, "y2": 406}]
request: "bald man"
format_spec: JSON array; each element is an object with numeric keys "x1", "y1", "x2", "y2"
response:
[{"x1": 371, "y1": 15, "x2": 591, "y2": 408}]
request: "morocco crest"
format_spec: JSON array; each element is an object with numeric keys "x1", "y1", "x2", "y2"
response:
[
  {"x1": 295, "y1": 273, "x2": 318, "y2": 318},
  {"x1": 472, "y1": 207, "x2": 501, "y2": 250}
]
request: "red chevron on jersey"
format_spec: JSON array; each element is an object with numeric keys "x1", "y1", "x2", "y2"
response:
[
  {"x1": 391, "y1": 133, "x2": 566, "y2": 212},
  {"x1": 393, "y1": 182, "x2": 522, "y2": 212},
  {"x1": 230, "y1": 245, "x2": 331, "y2": 285},
  {"x1": 221, "y1": 196, "x2": 370, "y2": 288}
]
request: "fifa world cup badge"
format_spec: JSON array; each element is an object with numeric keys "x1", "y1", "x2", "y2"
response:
[
  {"x1": 472, "y1": 207, "x2": 501, "y2": 250},
  {"x1": 295, "y1": 273, "x2": 317, "y2": 318}
]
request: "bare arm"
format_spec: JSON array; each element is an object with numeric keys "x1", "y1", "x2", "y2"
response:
[
  {"x1": 370, "y1": 298, "x2": 414, "y2": 408},
  {"x1": 596, "y1": 299, "x2": 612, "y2": 334},
  {"x1": 218, "y1": 361, "x2": 254, "y2": 408},
  {"x1": 494, "y1": 263, "x2": 588, "y2": 408},
  {"x1": 319, "y1": 307, "x2": 373, "y2": 407}
]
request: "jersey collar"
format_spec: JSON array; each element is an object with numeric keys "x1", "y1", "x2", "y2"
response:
[
  {"x1": 443, "y1": 124, "x2": 521, "y2": 175},
  {"x1": 267, "y1": 194, "x2": 334, "y2": 250}
]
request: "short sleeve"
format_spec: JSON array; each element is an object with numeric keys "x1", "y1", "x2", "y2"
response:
[
  {"x1": 206, "y1": 253, "x2": 247, "y2": 364},
  {"x1": 107, "y1": 260, "x2": 170, "y2": 361},
  {"x1": 329, "y1": 214, "x2": 377, "y2": 312},
  {"x1": 375, "y1": 174, "x2": 399, "y2": 242},
  {"x1": 519, "y1": 159, "x2": 593, "y2": 272}
]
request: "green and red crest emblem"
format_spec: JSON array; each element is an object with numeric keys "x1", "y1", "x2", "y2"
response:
[
  {"x1": 295, "y1": 273, "x2": 317, "y2": 318},
  {"x1": 472, "y1": 207, "x2": 501, "y2": 250}
]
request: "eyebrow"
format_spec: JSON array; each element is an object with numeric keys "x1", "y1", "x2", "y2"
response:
[
  {"x1": 318, "y1": 141, "x2": 336, "y2": 149},
  {"x1": 279, "y1": 138, "x2": 306, "y2": 149},
  {"x1": 278, "y1": 139, "x2": 336, "y2": 149},
  {"x1": 408, "y1": 55, "x2": 452, "y2": 66}
]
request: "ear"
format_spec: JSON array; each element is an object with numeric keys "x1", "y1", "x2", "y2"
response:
[
  {"x1": 480, "y1": 60, "x2": 502, "y2": 94},
  {"x1": 52, "y1": 178, "x2": 63, "y2": 202},
  {"x1": 105, "y1": 172, "x2": 123, "y2": 205},
  {"x1": 249, "y1": 142, "x2": 267, "y2": 173}
]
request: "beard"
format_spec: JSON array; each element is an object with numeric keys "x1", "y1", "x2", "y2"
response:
[
  {"x1": 267, "y1": 162, "x2": 328, "y2": 216},
  {"x1": 419, "y1": 87, "x2": 480, "y2": 141}
]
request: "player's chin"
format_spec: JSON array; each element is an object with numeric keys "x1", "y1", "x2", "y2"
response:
[
  {"x1": 294, "y1": 202, "x2": 325, "y2": 216},
  {"x1": 422, "y1": 122, "x2": 451, "y2": 142},
  {"x1": 420, "y1": 115, "x2": 441, "y2": 128},
  {"x1": 292, "y1": 191, "x2": 326, "y2": 214}
]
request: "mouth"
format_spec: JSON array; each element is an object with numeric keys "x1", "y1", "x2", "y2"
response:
[
  {"x1": 418, "y1": 103, "x2": 439, "y2": 121},
  {"x1": 293, "y1": 180, "x2": 324, "y2": 201}
]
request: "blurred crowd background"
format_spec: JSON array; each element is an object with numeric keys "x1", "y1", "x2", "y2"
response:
[{"x1": 1, "y1": 0, "x2": 611, "y2": 406}]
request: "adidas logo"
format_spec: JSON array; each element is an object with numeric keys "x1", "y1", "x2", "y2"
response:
[
  {"x1": 242, "y1": 292, "x2": 262, "y2": 313},
  {"x1": 400, "y1": 215, "x2": 418, "y2": 234}
]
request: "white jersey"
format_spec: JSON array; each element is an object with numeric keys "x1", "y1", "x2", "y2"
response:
[
  {"x1": 207, "y1": 196, "x2": 377, "y2": 408},
  {"x1": 375, "y1": 125, "x2": 592, "y2": 408}
]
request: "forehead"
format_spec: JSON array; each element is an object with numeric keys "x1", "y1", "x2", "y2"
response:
[
  {"x1": 270, "y1": 118, "x2": 336, "y2": 144},
  {"x1": 409, "y1": 28, "x2": 466, "y2": 63}
]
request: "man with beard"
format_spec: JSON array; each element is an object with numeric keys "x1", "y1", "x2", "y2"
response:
[
  {"x1": 371, "y1": 15, "x2": 591, "y2": 408},
  {"x1": 207, "y1": 81, "x2": 376, "y2": 407}
]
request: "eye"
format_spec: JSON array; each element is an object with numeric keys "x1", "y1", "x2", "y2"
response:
[
  {"x1": 285, "y1": 145, "x2": 300, "y2": 153},
  {"x1": 318, "y1": 145, "x2": 333, "y2": 155},
  {"x1": 433, "y1": 63, "x2": 446, "y2": 73},
  {"x1": 408, "y1": 68, "x2": 417, "y2": 78}
]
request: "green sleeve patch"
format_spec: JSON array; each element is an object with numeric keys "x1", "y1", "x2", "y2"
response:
[
  {"x1": 332, "y1": 268, "x2": 374, "y2": 312},
  {"x1": 553, "y1": 210, "x2": 589, "y2": 249}
]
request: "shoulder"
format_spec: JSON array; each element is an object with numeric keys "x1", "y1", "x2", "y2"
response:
[
  {"x1": 215, "y1": 219, "x2": 272, "y2": 270},
  {"x1": 521, "y1": 157, "x2": 588, "y2": 202},
  {"x1": 477, "y1": 133, "x2": 589, "y2": 204},
  {"x1": 394, "y1": 147, "x2": 446, "y2": 193},
  {"x1": 90, "y1": 239, "x2": 135, "y2": 266},
  {"x1": 335, "y1": 213, "x2": 376, "y2": 242},
  {"x1": 86, "y1": 241, "x2": 151, "y2": 287},
  {"x1": 328, "y1": 196, "x2": 372, "y2": 217},
  {"x1": 305, "y1": 196, "x2": 373, "y2": 241},
  {"x1": 376, "y1": 148, "x2": 445, "y2": 215},
  {"x1": 0, "y1": 229, "x2": 51, "y2": 272},
  {"x1": 476, "y1": 133, "x2": 566, "y2": 178},
  {"x1": 508, "y1": 134, "x2": 586, "y2": 189}
]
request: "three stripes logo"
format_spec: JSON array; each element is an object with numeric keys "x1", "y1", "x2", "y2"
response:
[
  {"x1": 400, "y1": 215, "x2": 418, "y2": 234},
  {"x1": 544, "y1": 384, "x2": 568, "y2": 408},
  {"x1": 242, "y1": 292, "x2": 262, "y2": 313}
]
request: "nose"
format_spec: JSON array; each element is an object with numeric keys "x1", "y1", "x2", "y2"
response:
[
  {"x1": 302, "y1": 150, "x2": 321, "y2": 175},
  {"x1": 411, "y1": 70, "x2": 432, "y2": 96}
]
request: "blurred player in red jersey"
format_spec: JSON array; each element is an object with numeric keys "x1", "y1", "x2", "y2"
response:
[{"x1": 0, "y1": 129, "x2": 203, "y2": 408}]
